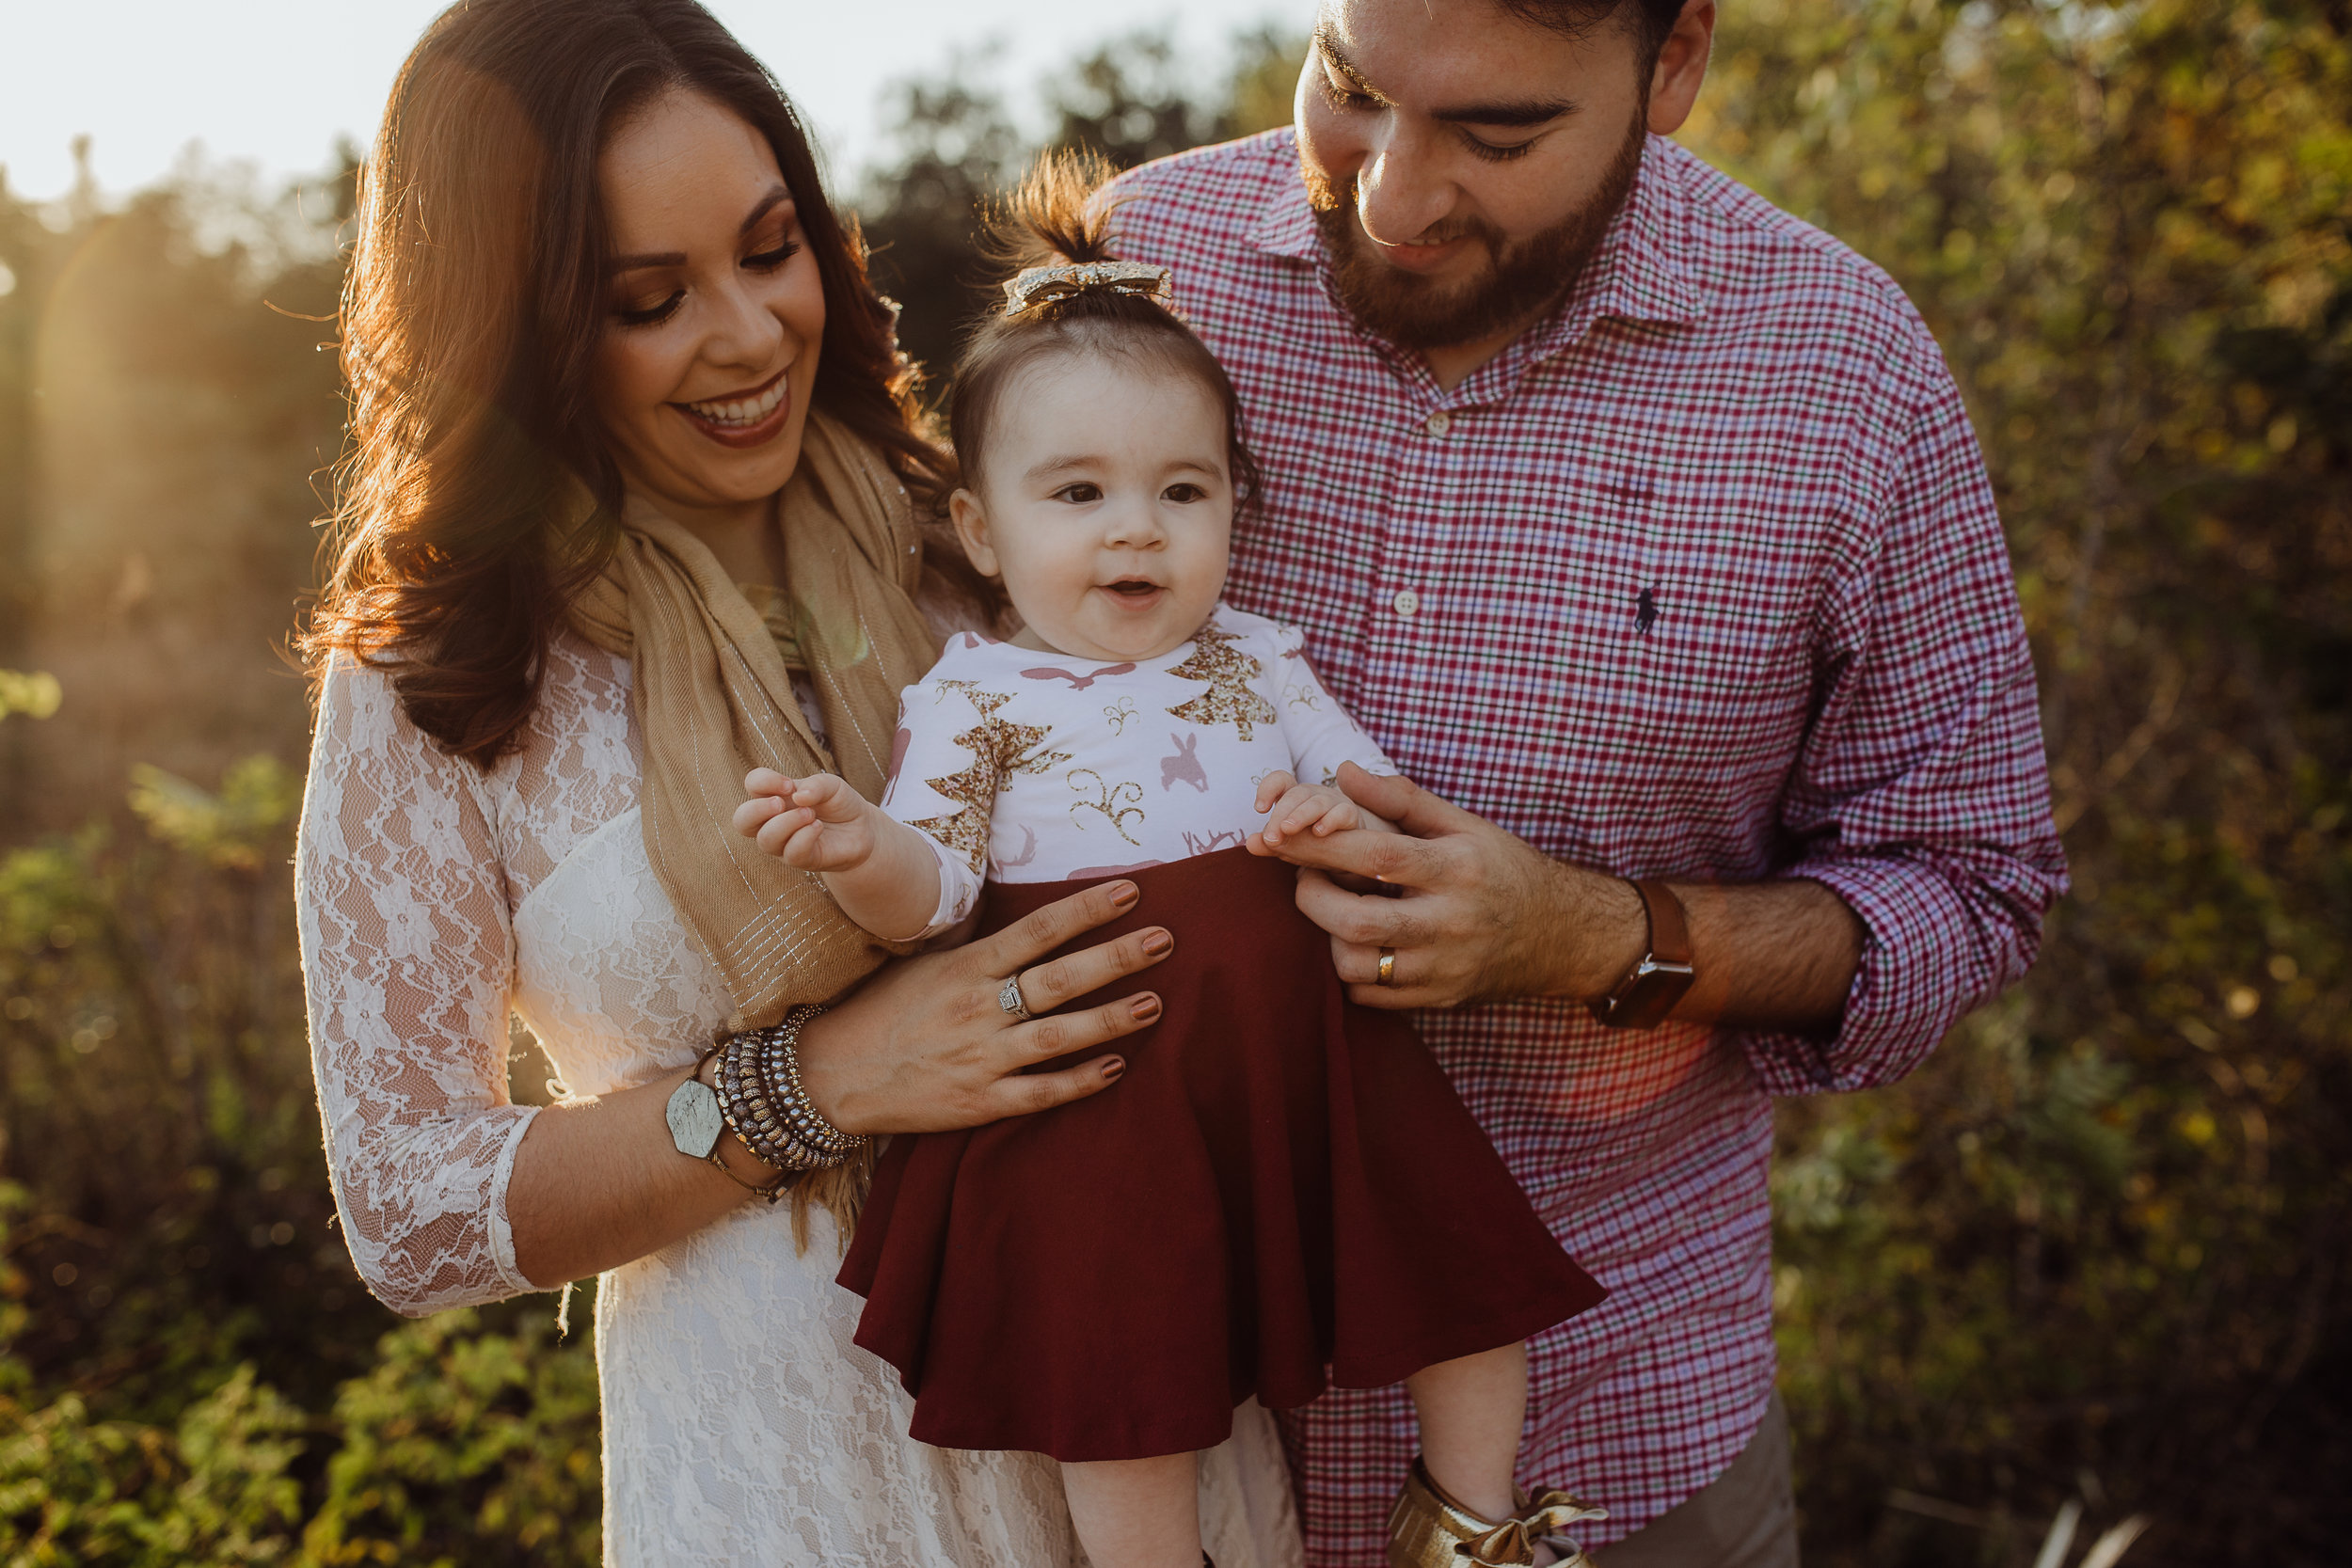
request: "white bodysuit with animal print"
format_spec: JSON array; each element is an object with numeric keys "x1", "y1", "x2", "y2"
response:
[{"x1": 882, "y1": 606, "x2": 1397, "y2": 935}]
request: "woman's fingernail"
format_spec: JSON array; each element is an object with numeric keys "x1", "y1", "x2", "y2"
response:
[
  {"x1": 1102, "y1": 1057, "x2": 1127, "y2": 1079},
  {"x1": 1141, "y1": 929, "x2": 1174, "y2": 957},
  {"x1": 1109, "y1": 880, "x2": 1138, "y2": 907},
  {"x1": 1130, "y1": 995, "x2": 1161, "y2": 1021}
]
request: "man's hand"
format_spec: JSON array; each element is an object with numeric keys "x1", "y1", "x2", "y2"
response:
[
  {"x1": 1261, "y1": 764, "x2": 1867, "y2": 1026},
  {"x1": 1260, "y1": 763, "x2": 1645, "y2": 1009},
  {"x1": 1247, "y1": 768, "x2": 1397, "y2": 854}
]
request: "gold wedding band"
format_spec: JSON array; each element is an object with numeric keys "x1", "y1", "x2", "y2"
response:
[{"x1": 1375, "y1": 948, "x2": 1396, "y2": 987}]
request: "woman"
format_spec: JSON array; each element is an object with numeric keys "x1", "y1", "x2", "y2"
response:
[{"x1": 294, "y1": 0, "x2": 1301, "y2": 1560}]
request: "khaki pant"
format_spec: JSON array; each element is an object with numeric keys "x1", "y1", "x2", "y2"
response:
[{"x1": 1593, "y1": 1395, "x2": 1799, "y2": 1568}]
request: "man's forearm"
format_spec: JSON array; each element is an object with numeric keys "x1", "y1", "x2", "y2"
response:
[
  {"x1": 1662, "y1": 876, "x2": 1863, "y2": 1032},
  {"x1": 1539, "y1": 862, "x2": 1863, "y2": 1032}
]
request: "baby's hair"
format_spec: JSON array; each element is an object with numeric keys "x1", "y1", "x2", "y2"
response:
[{"x1": 947, "y1": 150, "x2": 1263, "y2": 504}]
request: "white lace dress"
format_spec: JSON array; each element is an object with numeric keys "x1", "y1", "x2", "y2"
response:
[{"x1": 295, "y1": 632, "x2": 1303, "y2": 1567}]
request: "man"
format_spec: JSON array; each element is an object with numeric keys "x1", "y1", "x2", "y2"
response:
[{"x1": 1108, "y1": 2, "x2": 2066, "y2": 1563}]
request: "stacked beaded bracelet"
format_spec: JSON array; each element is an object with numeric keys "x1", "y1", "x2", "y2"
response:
[{"x1": 711, "y1": 1003, "x2": 868, "y2": 1174}]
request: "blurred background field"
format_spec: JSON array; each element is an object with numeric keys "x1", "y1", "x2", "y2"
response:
[{"x1": 2, "y1": 1, "x2": 2348, "y2": 1562}]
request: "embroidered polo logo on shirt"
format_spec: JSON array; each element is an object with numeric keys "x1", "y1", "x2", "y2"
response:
[{"x1": 1635, "y1": 588, "x2": 1661, "y2": 635}]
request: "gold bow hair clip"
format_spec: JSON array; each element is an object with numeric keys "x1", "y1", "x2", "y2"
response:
[{"x1": 1001, "y1": 260, "x2": 1176, "y2": 317}]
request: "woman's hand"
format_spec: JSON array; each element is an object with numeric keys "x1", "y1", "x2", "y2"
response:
[{"x1": 797, "y1": 877, "x2": 1172, "y2": 1134}]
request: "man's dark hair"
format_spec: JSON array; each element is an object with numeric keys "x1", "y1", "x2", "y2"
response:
[{"x1": 1492, "y1": 0, "x2": 1687, "y2": 72}]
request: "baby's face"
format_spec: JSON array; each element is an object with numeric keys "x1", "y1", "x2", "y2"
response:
[{"x1": 951, "y1": 352, "x2": 1233, "y2": 663}]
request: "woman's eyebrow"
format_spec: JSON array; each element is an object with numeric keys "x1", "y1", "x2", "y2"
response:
[
  {"x1": 739, "y1": 185, "x2": 792, "y2": 234},
  {"x1": 609, "y1": 186, "x2": 794, "y2": 273}
]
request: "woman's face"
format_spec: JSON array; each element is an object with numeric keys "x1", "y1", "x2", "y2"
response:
[{"x1": 592, "y1": 89, "x2": 825, "y2": 522}]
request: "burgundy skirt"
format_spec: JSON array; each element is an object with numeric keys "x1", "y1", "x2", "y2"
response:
[{"x1": 835, "y1": 847, "x2": 1604, "y2": 1462}]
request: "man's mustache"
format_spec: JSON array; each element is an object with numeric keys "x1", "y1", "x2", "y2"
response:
[{"x1": 1302, "y1": 166, "x2": 1504, "y2": 254}]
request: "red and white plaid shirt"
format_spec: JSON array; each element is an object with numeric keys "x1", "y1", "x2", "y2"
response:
[{"x1": 1109, "y1": 131, "x2": 2065, "y2": 1560}]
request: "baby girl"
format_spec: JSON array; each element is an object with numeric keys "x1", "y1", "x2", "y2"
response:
[{"x1": 735, "y1": 155, "x2": 1607, "y2": 1568}]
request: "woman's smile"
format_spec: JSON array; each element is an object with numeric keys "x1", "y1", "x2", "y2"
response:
[{"x1": 673, "y1": 364, "x2": 793, "y2": 449}]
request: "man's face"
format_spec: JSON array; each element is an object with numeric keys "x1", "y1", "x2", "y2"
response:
[{"x1": 1295, "y1": 0, "x2": 1673, "y2": 350}]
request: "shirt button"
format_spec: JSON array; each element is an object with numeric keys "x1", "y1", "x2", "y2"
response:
[
  {"x1": 1391, "y1": 588, "x2": 1422, "y2": 619},
  {"x1": 1423, "y1": 411, "x2": 1452, "y2": 436}
]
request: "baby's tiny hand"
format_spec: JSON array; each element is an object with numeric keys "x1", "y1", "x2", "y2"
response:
[
  {"x1": 733, "y1": 768, "x2": 878, "y2": 873},
  {"x1": 1250, "y1": 775, "x2": 1369, "y2": 852}
]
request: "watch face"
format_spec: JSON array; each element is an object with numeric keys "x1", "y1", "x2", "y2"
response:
[{"x1": 666, "y1": 1077, "x2": 726, "y2": 1160}]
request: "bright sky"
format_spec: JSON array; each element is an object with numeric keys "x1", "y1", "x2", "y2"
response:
[{"x1": 0, "y1": 0, "x2": 1313, "y2": 202}]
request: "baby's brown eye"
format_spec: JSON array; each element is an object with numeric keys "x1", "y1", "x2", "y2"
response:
[
  {"x1": 1164, "y1": 483, "x2": 1208, "y2": 503},
  {"x1": 1054, "y1": 483, "x2": 1103, "y2": 504}
]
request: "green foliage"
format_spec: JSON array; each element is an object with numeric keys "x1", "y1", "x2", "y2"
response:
[
  {"x1": 300, "y1": 1312, "x2": 600, "y2": 1568},
  {"x1": 0, "y1": 674, "x2": 59, "y2": 726},
  {"x1": 126, "y1": 757, "x2": 301, "y2": 874},
  {"x1": 1679, "y1": 1, "x2": 2352, "y2": 1560},
  {"x1": 0, "y1": 1366, "x2": 308, "y2": 1567}
]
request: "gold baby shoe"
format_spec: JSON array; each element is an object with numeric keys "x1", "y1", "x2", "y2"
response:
[{"x1": 1386, "y1": 1457, "x2": 1610, "y2": 1568}]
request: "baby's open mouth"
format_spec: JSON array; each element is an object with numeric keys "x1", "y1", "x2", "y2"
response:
[{"x1": 1103, "y1": 578, "x2": 1163, "y2": 601}]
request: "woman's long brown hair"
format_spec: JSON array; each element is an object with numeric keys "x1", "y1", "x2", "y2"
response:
[{"x1": 308, "y1": 0, "x2": 982, "y2": 767}]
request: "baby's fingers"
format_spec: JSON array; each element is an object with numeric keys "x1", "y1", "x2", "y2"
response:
[
  {"x1": 743, "y1": 766, "x2": 796, "y2": 799},
  {"x1": 1310, "y1": 800, "x2": 1364, "y2": 835},
  {"x1": 1253, "y1": 770, "x2": 1296, "y2": 814},
  {"x1": 755, "y1": 805, "x2": 817, "y2": 859},
  {"x1": 732, "y1": 794, "x2": 787, "y2": 839}
]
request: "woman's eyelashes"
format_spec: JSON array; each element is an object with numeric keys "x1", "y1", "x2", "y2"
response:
[
  {"x1": 614, "y1": 287, "x2": 686, "y2": 328},
  {"x1": 743, "y1": 235, "x2": 802, "y2": 272},
  {"x1": 609, "y1": 234, "x2": 803, "y2": 328}
]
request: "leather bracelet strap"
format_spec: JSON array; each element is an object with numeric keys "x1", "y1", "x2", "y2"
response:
[
  {"x1": 1634, "y1": 879, "x2": 1692, "y2": 969},
  {"x1": 1589, "y1": 879, "x2": 1696, "y2": 1030}
]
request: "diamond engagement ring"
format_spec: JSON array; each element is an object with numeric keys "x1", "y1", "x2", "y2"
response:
[{"x1": 999, "y1": 974, "x2": 1035, "y2": 1021}]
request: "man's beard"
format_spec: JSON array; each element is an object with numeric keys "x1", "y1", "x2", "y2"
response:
[{"x1": 1303, "y1": 110, "x2": 1648, "y2": 352}]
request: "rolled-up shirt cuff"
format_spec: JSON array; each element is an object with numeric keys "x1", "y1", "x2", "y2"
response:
[{"x1": 1737, "y1": 854, "x2": 1985, "y2": 1097}]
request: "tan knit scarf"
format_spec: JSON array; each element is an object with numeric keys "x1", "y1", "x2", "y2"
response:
[{"x1": 568, "y1": 412, "x2": 942, "y2": 1240}]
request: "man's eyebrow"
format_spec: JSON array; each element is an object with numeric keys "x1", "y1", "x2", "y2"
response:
[
  {"x1": 609, "y1": 186, "x2": 793, "y2": 273},
  {"x1": 1314, "y1": 28, "x2": 1577, "y2": 129},
  {"x1": 1431, "y1": 96, "x2": 1579, "y2": 129},
  {"x1": 1313, "y1": 32, "x2": 1396, "y2": 108}
]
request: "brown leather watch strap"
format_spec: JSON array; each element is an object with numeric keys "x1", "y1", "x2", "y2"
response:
[
  {"x1": 1634, "y1": 879, "x2": 1692, "y2": 969},
  {"x1": 1589, "y1": 879, "x2": 1697, "y2": 1030}
]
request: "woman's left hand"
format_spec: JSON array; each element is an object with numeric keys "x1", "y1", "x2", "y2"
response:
[{"x1": 795, "y1": 877, "x2": 1175, "y2": 1134}]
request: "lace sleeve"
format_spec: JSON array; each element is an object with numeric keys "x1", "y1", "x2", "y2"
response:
[{"x1": 296, "y1": 655, "x2": 540, "y2": 1316}]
